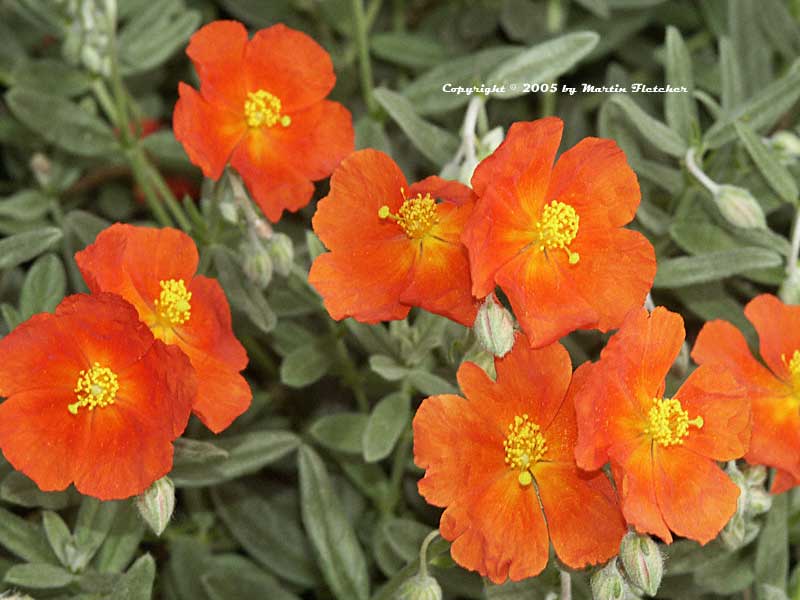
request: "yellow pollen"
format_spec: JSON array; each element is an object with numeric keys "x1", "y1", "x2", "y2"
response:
[
  {"x1": 782, "y1": 350, "x2": 800, "y2": 380},
  {"x1": 644, "y1": 397, "x2": 703, "y2": 447},
  {"x1": 244, "y1": 90, "x2": 291, "y2": 128},
  {"x1": 503, "y1": 414, "x2": 547, "y2": 487},
  {"x1": 535, "y1": 200, "x2": 580, "y2": 264},
  {"x1": 69, "y1": 363, "x2": 119, "y2": 415},
  {"x1": 378, "y1": 191, "x2": 439, "y2": 239},
  {"x1": 154, "y1": 279, "x2": 192, "y2": 326}
]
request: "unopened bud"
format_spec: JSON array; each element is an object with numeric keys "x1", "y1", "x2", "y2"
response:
[
  {"x1": 591, "y1": 560, "x2": 627, "y2": 600},
  {"x1": 218, "y1": 199, "x2": 239, "y2": 224},
  {"x1": 720, "y1": 512, "x2": 747, "y2": 550},
  {"x1": 396, "y1": 574, "x2": 443, "y2": 600},
  {"x1": 478, "y1": 126, "x2": 505, "y2": 160},
  {"x1": 267, "y1": 233, "x2": 294, "y2": 277},
  {"x1": 135, "y1": 476, "x2": 175, "y2": 536},
  {"x1": 620, "y1": 532, "x2": 663, "y2": 596},
  {"x1": 742, "y1": 464, "x2": 768, "y2": 488},
  {"x1": 240, "y1": 241, "x2": 273, "y2": 289},
  {"x1": 30, "y1": 153, "x2": 52, "y2": 188},
  {"x1": 769, "y1": 131, "x2": 800, "y2": 164},
  {"x1": 713, "y1": 185, "x2": 766, "y2": 230},
  {"x1": 473, "y1": 294, "x2": 515, "y2": 357},
  {"x1": 747, "y1": 488, "x2": 773, "y2": 516}
]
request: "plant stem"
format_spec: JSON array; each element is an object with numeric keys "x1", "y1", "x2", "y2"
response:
[
  {"x1": 127, "y1": 148, "x2": 173, "y2": 227},
  {"x1": 384, "y1": 427, "x2": 412, "y2": 515},
  {"x1": 418, "y1": 529, "x2": 440, "y2": 578},
  {"x1": 787, "y1": 207, "x2": 800, "y2": 278},
  {"x1": 685, "y1": 148, "x2": 720, "y2": 195},
  {"x1": 351, "y1": 0, "x2": 378, "y2": 114},
  {"x1": 546, "y1": 0, "x2": 564, "y2": 33},
  {"x1": 143, "y1": 156, "x2": 193, "y2": 232},
  {"x1": 559, "y1": 569, "x2": 572, "y2": 600}
]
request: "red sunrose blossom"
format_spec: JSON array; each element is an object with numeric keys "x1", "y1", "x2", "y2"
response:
[
  {"x1": 75, "y1": 224, "x2": 250, "y2": 433},
  {"x1": 693, "y1": 294, "x2": 800, "y2": 493},
  {"x1": 574, "y1": 307, "x2": 751, "y2": 544},
  {"x1": 308, "y1": 149, "x2": 478, "y2": 326},
  {"x1": 173, "y1": 20, "x2": 354, "y2": 222},
  {"x1": 461, "y1": 117, "x2": 656, "y2": 348},
  {"x1": 0, "y1": 294, "x2": 195, "y2": 500},
  {"x1": 414, "y1": 333, "x2": 626, "y2": 583}
]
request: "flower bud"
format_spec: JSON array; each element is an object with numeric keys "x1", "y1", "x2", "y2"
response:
[
  {"x1": 747, "y1": 487, "x2": 773, "y2": 516},
  {"x1": 619, "y1": 532, "x2": 663, "y2": 596},
  {"x1": 779, "y1": 270, "x2": 800, "y2": 305},
  {"x1": 720, "y1": 512, "x2": 747, "y2": 550},
  {"x1": 591, "y1": 560, "x2": 627, "y2": 600},
  {"x1": 135, "y1": 476, "x2": 175, "y2": 536},
  {"x1": 30, "y1": 153, "x2": 53, "y2": 188},
  {"x1": 218, "y1": 199, "x2": 239, "y2": 224},
  {"x1": 713, "y1": 185, "x2": 767, "y2": 230},
  {"x1": 742, "y1": 464, "x2": 768, "y2": 488},
  {"x1": 396, "y1": 574, "x2": 443, "y2": 600},
  {"x1": 267, "y1": 233, "x2": 294, "y2": 277},
  {"x1": 473, "y1": 294, "x2": 515, "y2": 357},
  {"x1": 240, "y1": 240, "x2": 274, "y2": 289},
  {"x1": 769, "y1": 131, "x2": 800, "y2": 164}
]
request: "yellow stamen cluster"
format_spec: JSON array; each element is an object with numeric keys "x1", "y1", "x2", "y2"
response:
[
  {"x1": 645, "y1": 397, "x2": 704, "y2": 447},
  {"x1": 535, "y1": 200, "x2": 580, "y2": 264},
  {"x1": 503, "y1": 414, "x2": 547, "y2": 487},
  {"x1": 244, "y1": 90, "x2": 291, "y2": 128},
  {"x1": 69, "y1": 363, "x2": 119, "y2": 415},
  {"x1": 154, "y1": 279, "x2": 192, "y2": 326},
  {"x1": 783, "y1": 350, "x2": 800, "y2": 379},
  {"x1": 378, "y1": 192, "x2": 439, "y2": 239}
]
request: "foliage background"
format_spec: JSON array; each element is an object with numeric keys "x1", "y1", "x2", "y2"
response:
[{"x1": 0, "y1": 0, "x2": 799, "y2": 598}]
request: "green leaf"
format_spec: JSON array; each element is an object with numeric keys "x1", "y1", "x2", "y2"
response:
[
  {"x1": 371, "y1": 33, "x2": 449, "y2": 69},
  {"x1": 0, "y1": 227, "x2": 63, "y2": 270},
  {"x1": 0, "y1": 471, "x2": 75, "y2": 510},
  {"x1": 171, "y1": 430, "x2": 301, "y2": 487},
  {"x1": 202, "y1": 554, "x2": 302, "y2": 600},
  {"x1": 5, "y1": 88, "x2": 117, "y2": 157},
  {"x1": 694, "y1": 550, "x2": 754, "y2": 595},
  {"x1": 211, "y1": 483, "x2": 319, "y2": 588},
  {"x1": 109, "y1": 554, "x2": 156, "y2": 600},
  {"x1": 63, "y1": 210, "x2": 111, "y2": 248},
  {"x1": 373, "y1": 87, "x2": 459, "y2": 166},
  {"x1": 0, "y1": 189, "x2": 51, "y2": 221},
  {"x1": 403, "y1": 46, "x2": 520, "y2": 115},
  {"x1": 42, "y1": 511, "x2": 72, "y2": 569},
  {"x1": 4, "y1": 563, "x2": 74, "y2": 589},
  {"x1": 118, "y1": 2, "x2": 202, "y2": 74},
  {"x1": 0, "y1": 506, "x2": 58, "y2": 563},
  {"x1": 381, "y1": 518, "x2": 432, "y2": 562},
  {"x1": 664, "y1": 26, "x2": 697, "y2": 142},
  {"x1": 719, "y1": 37, "x2": 745, "y2": 113},
  {"x1": 72, "y1": 498, "x2": 119, "y2": 571},
  {"x1": 369, "y1": 355, "x2": 409, "y2": 380},
  {"x1": 10, "y1": 59, "x2": 92, "y2": 97},
  {"x1": 172, "y1": 438, "x2": 229, "y2": 466},
  {"x1": 216, "y1": 0, "x2": 292, "y2": 27},
  {"x1": 94, "y1": 502, "x2": 146, "y2": 573},
  {"x1": 309, "y1": 413, "x2": 368, "y2": 455},
  {"x1": 607, "y1": 94, "x2": 688, "y2": 157},
  {"x1": 354, "y1": 116, "x2": 392, "y2": 154},
  {"x1": 573, "y1": 0, "x2": 610, "y2": 18},
  {"x1": 654, "y1": 247, "x2": 783, "y2": 288},
  {"x1": 759, "y1": 0, "x2": 800, "y2": 60},
  {"x1": 705, "y1": 61, "x2": 800, "y2": 148},
  {"x1": 756, "y1": 492, "x2": 789, "y2": 594},
  {"x1": 407, "y1": 370, "x2": 459, "y2": 395},
  {"x1": 19, "y1": 253, "x2": 66, "y2": 318},
  {"x1": 487, "y1": 32, "x2": 599, "y2": 99},
  {"x1": 298, "y1": 445, "x2": 369, "y2": 600},
  {"x1": 1, "y1": 304, "x2": 22, "y2": 330},
  {"x1": 735, "y1": 121, "x2": 799, "y2": 205},
  {"x1": 362, "y1": 393, "x2": 410, "y2": 462},
  {"x1": 280, "y1": 343, "x2": 333, "y2": 388}
]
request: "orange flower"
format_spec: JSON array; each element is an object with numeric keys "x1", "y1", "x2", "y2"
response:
[
  {"x1": 462, "y1": 117, "x2": 656, "y2": 348},
  {"x1": 173, "y1": 20, "x2": 354, "y2": 222},
  {"x1": 693, "y1": 294, "x2": 800, "y2": 493},
  {"x1": 0, "y1": 294, "x2": 195, "y2": 500},
  {"x1": 413, "y1": 333, "x2": 626, "y2": 583},
  {"x1": 75, "y1": 224, "x2": 250, "y2": 433},
  {"x1": 574, "y1": 307, "x2": 750, "y2": 544},
  {"x1": 308, "y1": 149, "x2": 478, "y2": 326}
]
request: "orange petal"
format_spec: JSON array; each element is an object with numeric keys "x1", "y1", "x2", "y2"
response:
[
  {"x1": 616, "y1": 441, "x2": 672, "y2": 543},
  {"x1": 771, "y1": 470, "x2": 799, "y2": 494},
  {"x1": 654, "y1": 446, "x2": 740, "y2": 544},
  {"x1": 407, "y1": 176, "x2": 475, "y2": 206},
  {"x1": 244, "y1": 24, "x2": 336, "y2": 112},
  {"x1": 185, "y1": 20, "x2": 248, "y2": 111},
  {"x1": 268, "y1": 100, "x2": 354, "y2": 181},
  {"x1": 692, "y1": 319, "x2": 787, "y2": 396},
  {"x1": 496, "y1": 249, "x2": 598, "y2": 348},
  {"x1": 745, "y1": 294, "x2": 800, "y2": 382},
  {"x1": 547, "y1": 137, "x2": 640, "y2": 229},
  {"x1": 173, "y1": 82, "x2": 246, "y2": 180},
  {"x1": 229, "y1": 130, "x2": 315, "y2": 222},
  {"x1": 308, "y1": 245, "x2": 414, "y2": 324},
  {"x1": 676, "y1": 365, "x2": 750, "y2": 461},
  {"x1": 533, "y1": 463, "x2": 626, "y2": 569},
  {"x1": 747, "y1": 393, "x2": 800, "y2": 485},
  {"x1": 569, "y1": 227, "x2": 656, "y2": 332}
]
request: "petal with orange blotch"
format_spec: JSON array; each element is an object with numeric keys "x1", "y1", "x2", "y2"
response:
[
  {"x1": 654, "y1": 445, "x2": 740, "y2": 544},
  {"x1": 244, "y1": 24, "x2": 336, "y2": 112},
  {"x1": 185, "y1": 20, "x2": 248, "y2": 111},
  {"x1": 173, "y1": 83, "x2": 246, "y2": 180},
  {"x1": 534, "y1": 462, "x2": 626, "y2": 569}
]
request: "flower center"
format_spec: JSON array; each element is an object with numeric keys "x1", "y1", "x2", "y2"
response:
[
  {"x1": 503, "y1": 414, "x2": 547, "y2": 487},
  {"x1": 644, "y1": 397, "x2": 704, "y2": 447},
  {"x1": 154, "y1": 279, "x2": 192, "y2": 326},
  {"x1": 244, "y1": 90, "x2": 291, "y2": 128},
  {"x1": 535, "y1": 200, "x2": 580, "y2": 264},
  {"x1": 782, "y1": 350, "x2": 800, "y2": 384},
  {"x1": 69, "y1": 363, "x2": 119, "y2": 415},
  {"x1": 378, "y1": 192, "x2": 439, "y2": 239}
]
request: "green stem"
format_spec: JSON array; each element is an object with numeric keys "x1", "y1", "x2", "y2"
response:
[
  {"x1": 417, "y1": 529, "x2": 440, "y2": 578},
  {"x1": 392, "y1": 0, "x2": 405, "y2": 31},
  {"x1": 143, "y1": 157, "x2": 193, "y2": 232},
  {"x1": 384, "y1": 427, "x2": 412, "y2": 514},
  {"x1": 351, "y1": 0, "x2": 378, "y2": 114},
  {"x1": 560, "y1": 569, "x2": 572, "y2": 600},
  {"x1": 128, "y1": 149, "x2": 173, "y2": 227},
  {"x1": 546, "y1": 0, "x2": 564, "y2": 33}
]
